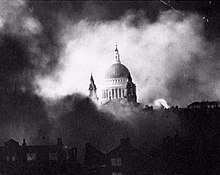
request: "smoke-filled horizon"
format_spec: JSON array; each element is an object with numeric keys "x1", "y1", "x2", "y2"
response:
[
  {"x1": 32, "y1": 3, "x2": 219, "y2": 107},
  {"x1": 0, "y1": 0, "x2": 218, "y2": 107}
]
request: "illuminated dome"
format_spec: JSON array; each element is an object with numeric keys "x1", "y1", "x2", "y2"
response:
[
  {"x1": 105, "y1": 63, "x2": 130, "y2": 79},
  {"x1": 101, "y1": 45, "x2": 137, "y2": 104}
]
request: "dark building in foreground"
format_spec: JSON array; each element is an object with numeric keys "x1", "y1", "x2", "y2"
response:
[
  {"x1": 84, "y1": 137, "x2": 149, "y2": 175},
  {"x1": 0, "y1": 100, "x2": 219, "y2": 175},
  {"x1": 84, "y1": 143, "x2": 108, "y2": 175},
  {"x1": 0, "y1": 138, "x2": 80, "y2": 175},
  {"x1": 187, "y1": 101, "x2": 220, "y2": 110},
  {"x1": 108, "y1": 137, "x2": 148, "y2": 175}
]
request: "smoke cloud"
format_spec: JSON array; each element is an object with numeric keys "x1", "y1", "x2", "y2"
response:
[
  {"x1": 0, "y1": 0, "x2": 42, "y2": 36},
  {"x1": 34, "y1": 10, "x2": 212, "y2": 107},
  {"x1": 154, "y1": 99, "x2": 170, "y2": 109},
  {"x1": 0, "y1": 0, "x2": 53, "y2": 145},
  {"x1": 45, "y1": 94, "x2": 180, "y2": 161},
  {"x1": 0, "y1": 91, "x2": 51, "y2": 145}
]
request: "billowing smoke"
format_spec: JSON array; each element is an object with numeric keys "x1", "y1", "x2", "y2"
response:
[
  {"x1": 0, "y1": 0, "x2": 53, "y2": 145},
  {"x1": 0, "y1": 91, "x2": 52, "y2": 145},
  {"x1": 0, "y1": 0, "x2": 44, "y2": 92},
  {"x1": 45, "y1": 94, "x2": 180, "y2": 161},
  {"x1": 34, "y1": 10, "x2": 210, "y2": 107},
  {"x1": 0, "y1": 0, "x2": 42, "y2": 35},
  {"x1": 30, "y1": 8, "x2": 208, "y2": 155},
  {"x1": 154, "y1": 99, "x2": 170, "y2": 109}
]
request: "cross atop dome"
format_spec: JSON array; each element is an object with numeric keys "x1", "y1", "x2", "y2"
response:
[{"x1": 115, "y1": 45, "x2": 121, "y2": 63}]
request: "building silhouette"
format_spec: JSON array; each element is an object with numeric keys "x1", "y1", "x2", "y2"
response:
[
  {"x1": 187, "y1": 101, "x2": 220, "y2": 110},
  {"x1": 0, "y1": 99, "x2": 219, "y2": 175},
  {"x1": 84, "y1": 137, "x2": 148, "y2": 175},
  {"x1": 84, "y1": 143, "x2": 108, "y2": 175},
  {"x1": 0, "y1": 138, "x2": 79, "y2": 175},
  {"x1": 88, "y1": 74, "x2": 99, "y2": 103}
]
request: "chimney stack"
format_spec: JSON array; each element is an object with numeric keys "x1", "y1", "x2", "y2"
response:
[
  {"x1": 22, "y1": 139, "x2": 26, "y2": 146},
  {"x1": 69, "y1": 148, "x2": 77, "y2": 161}
]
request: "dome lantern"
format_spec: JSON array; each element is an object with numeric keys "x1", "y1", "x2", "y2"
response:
[{"x1": 115, "y1": 45, "x2": 121, "y2": 63}]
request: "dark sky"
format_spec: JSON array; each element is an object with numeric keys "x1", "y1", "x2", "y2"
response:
[{"x1": 28, "y1": 1, "x2": 220, "y2": 39}]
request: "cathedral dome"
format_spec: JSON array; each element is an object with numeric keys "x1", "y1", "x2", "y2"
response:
[
  {"x1": 101, "y1": 45, "x2": 137, "y2": 104},
  {"x1": 105, "y1": 63, "x2": 130, "y2": 79}
]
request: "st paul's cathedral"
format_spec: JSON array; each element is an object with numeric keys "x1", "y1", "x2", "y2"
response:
[{"x1": 88, "y1": 46, "x2": 137, "y2": 105}]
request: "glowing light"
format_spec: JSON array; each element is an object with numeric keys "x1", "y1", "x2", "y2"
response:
[
  {"x1": 154, "y1": 99, "x2": 170, "y2": 109},
  {"x1": 202, "y1": 16, "x2": 209, "y2": 23}
]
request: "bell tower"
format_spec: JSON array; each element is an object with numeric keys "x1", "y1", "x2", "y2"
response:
[{"x1": 88, "y1": 74, "x2": 99, "y2": 102}]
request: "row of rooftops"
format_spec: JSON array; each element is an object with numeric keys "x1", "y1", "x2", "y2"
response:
[
  {"x1": 187, "y1": 101, "x2": 220, "y2": 109},
  {"x1": 143, "y1": 101, "x2": 220, "y2": 111},
  {"x1": 4, "y1": 138, "x2": 64, "y2": 147},
  {"x1": 0, "y1": 137, "x2": 147, "y2": 175},
  {"x1": 1, "y1": 137, "x2": 135, "y2": 160}
]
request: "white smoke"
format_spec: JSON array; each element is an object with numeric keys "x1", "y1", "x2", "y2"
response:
[
  {"x1": 34, "y1": 10, "x2": 206, "y2": 105},
  {"x1": 0, "y1": 0, "x2": 42, "y2": 35},
  {"x1": 154, "y1": 98, "x2": 170, "y2": 109}
]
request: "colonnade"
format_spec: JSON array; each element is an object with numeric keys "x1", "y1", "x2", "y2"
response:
[{"x1": 102, "y1": 88, "x2": 125, "y2": 99}]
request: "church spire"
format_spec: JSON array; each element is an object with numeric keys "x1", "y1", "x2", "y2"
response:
[{"x1": 115, "y1": 45, "x2": 121, "y2": 63}]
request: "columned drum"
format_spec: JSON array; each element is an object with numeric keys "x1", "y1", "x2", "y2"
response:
[{"x1": 101, "y1": 46, "x2": 137, "y2": 104}]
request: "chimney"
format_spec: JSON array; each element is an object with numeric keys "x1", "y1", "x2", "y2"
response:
[
  {"x1": 57, "y1": 138, "x2": 63, "y2": 145},
  {"x1": 22, "y1": 139, "x2": 26, "y2": 146},
  {"x1": 85, "y1": 143, "x2": 91, "y2": 153},
  {"x1": 69, "y1": 148, "x2": 77, "y2": 161}
]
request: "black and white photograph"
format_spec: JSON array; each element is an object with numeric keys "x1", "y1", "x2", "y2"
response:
[{"x1": 0, "y1": 0, "x2": 219, "y2": 174}]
